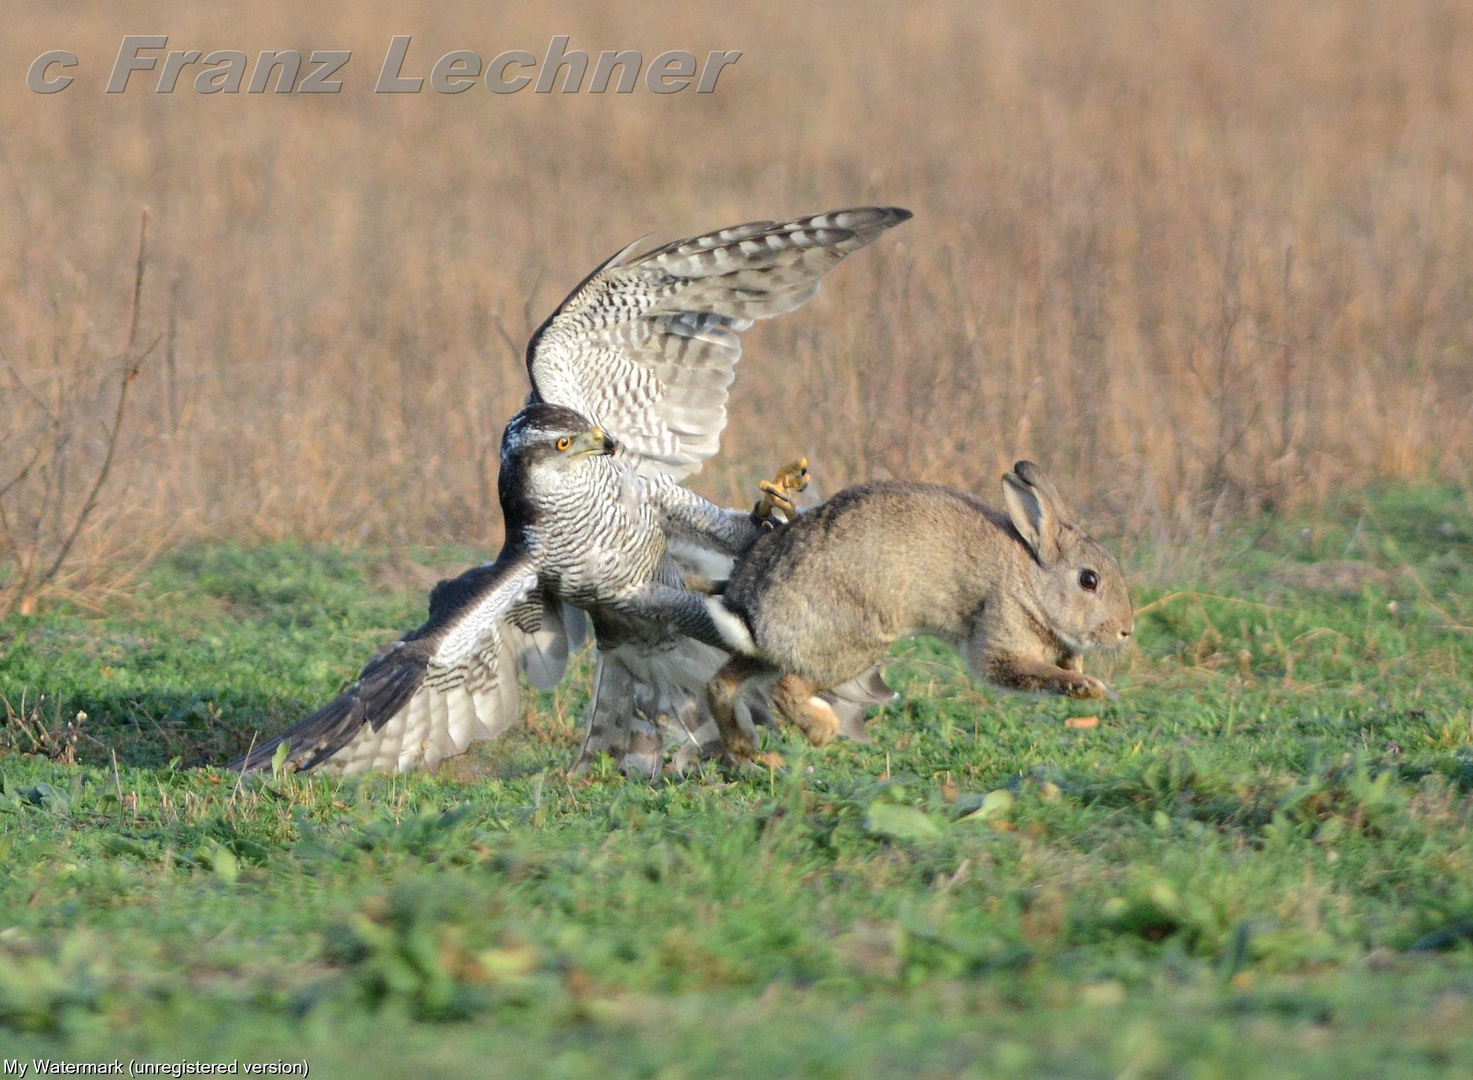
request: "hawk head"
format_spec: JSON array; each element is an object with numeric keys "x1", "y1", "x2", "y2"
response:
[{"x1": 498, "y1": 403, "x2": 618, "y2": 527}]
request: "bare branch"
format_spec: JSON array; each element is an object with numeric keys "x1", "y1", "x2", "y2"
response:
[
  {"x1": 0, "y1": 439, "x2": 46, "y2": 504},
  {"x1": 17, "y1": 210, "x2": 153, "y2": 608},
  {"x1": 489, "y1": 310, "x2": 523, "y2": 368}
]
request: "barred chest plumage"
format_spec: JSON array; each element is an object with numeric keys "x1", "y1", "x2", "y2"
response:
[{"x1": 522, "y1": 456, "x2": 665, "y2": 604}]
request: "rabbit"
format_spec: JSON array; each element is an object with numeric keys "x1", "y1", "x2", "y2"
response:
[{"x1": 703, "y1": 460, "x2": 1134, "y2": 762}]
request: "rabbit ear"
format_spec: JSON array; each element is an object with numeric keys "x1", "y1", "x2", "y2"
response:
[
  {"x1": 1011, "y1": 460, "x2": 1069, "y2": 518},
  {"x1": 1003, "y1": 461, "x2": 1063, "y2": 565}
]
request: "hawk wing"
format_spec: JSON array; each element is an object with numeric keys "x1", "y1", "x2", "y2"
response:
[
  {"x1": 526, "y1": 206, "x2": 911, "y2": 479},
  {"x1": 232, "y1": 550, "x2": 580, "y2": 775}
]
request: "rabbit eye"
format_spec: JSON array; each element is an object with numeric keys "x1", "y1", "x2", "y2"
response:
[
  {"x1": 556, "y1": 436, "x2": 572, "y2": 451},
  {"x1": 1079, "y1": 569, "x2": 1099, "y2": 592}
]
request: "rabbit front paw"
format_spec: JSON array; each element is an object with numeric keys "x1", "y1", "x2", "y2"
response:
[{"x1": 1067, "y1": 673, "x2": 1112, "y2": 699}]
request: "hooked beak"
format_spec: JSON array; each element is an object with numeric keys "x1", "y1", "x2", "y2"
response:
[{"x1": 570, "y1": 427, "x2": 617, "y2": 458}]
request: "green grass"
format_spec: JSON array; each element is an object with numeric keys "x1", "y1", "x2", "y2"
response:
[{"x1": 2, "y1": 486, "x2": 1473, "y2": 1078}]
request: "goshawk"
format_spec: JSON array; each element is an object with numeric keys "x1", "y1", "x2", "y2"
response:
[{"x1": 232, "y1": 206, "x2": 910, "y2": 775}]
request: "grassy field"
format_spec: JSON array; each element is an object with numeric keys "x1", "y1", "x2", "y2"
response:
[
  {"x1": 4, "y1": 1, "x2": 1473, "y2": 617},
  {"x1": 3, "y1": 3, "x2": 1472, "y2": 1075},
  {"x1": 2, "y1": 484, "x2": 1471, "y2": 1076}
]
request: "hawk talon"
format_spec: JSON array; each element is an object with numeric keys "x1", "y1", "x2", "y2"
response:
[
  {"x1": 754, "y1": 487, "x2": 797, "y2": 521},
  {"x1": 757, "y1": 492, "x2": 797, "y2": 518},
  {"x1": 752, "y1": 457, "x2": 810, "y2": 523}
]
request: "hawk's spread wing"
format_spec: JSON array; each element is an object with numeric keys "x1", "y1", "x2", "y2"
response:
[
  {"x1": 526, "y1": 207, "x2": 911, "y2": 479},
  {"x1": 232, "y1": 551, "x2": 577, "y2": 775}
]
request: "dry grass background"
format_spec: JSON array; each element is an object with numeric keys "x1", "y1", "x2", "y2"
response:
[{"x1": 2, "y1": 1, "x2": 1471, "y2": 608}]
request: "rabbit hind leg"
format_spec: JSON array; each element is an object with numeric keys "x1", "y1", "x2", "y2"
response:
[
  {"x1": 772, "y1": 674, "x2": 842, "y2": 747},
  {"x1": 708, "y1": 653, "x2": 779, "y2": 763}
]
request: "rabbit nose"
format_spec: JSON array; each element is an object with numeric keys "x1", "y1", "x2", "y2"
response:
[{"x1": 1119, "y1": 626, "x2": 1133, "y2": 640}]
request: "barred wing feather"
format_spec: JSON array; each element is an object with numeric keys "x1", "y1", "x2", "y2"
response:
[
  {"x1": 231, "y1": 552, "x2": 570, "y2": 776},
  {"x1": 527, "y1": 206, "x2": 911, "y2": 479}
]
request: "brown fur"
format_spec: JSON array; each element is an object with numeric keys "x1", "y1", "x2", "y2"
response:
[{"x1": 708, "y1": 462, "x2": 1134, "y2": 761}]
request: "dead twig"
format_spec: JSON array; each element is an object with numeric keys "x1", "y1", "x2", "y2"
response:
[{"x1": 1, "y1": 209, "x2": 156, "y2": 616}]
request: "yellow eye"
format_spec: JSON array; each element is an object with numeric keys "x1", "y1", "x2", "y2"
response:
[{"x1": 556, "y1": 436, "x2": 572, "y2": 451}]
